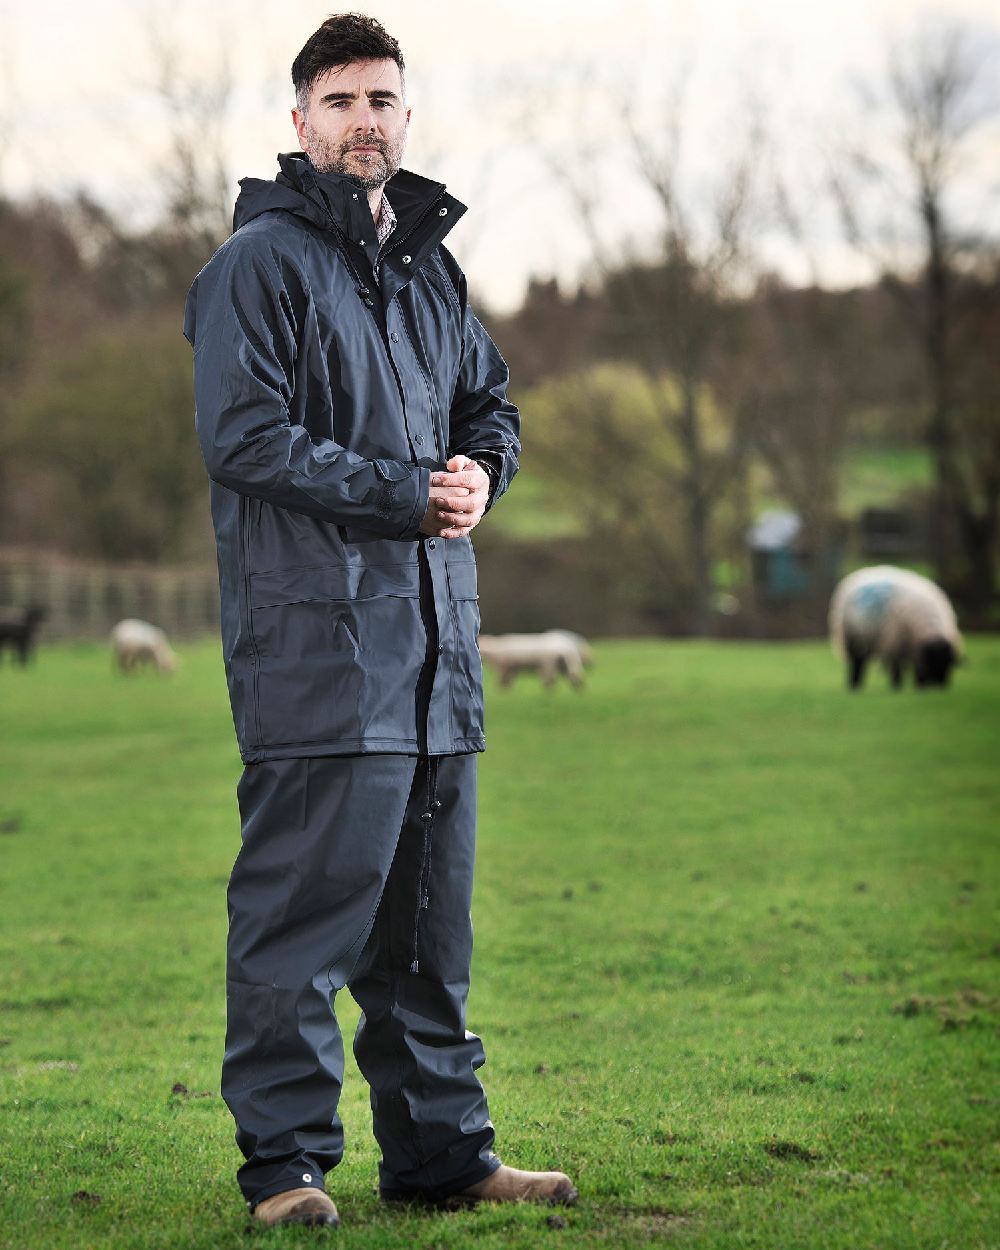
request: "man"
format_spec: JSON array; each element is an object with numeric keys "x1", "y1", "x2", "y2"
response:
[{"x1": 183, "y1": 13, "x2": 577, "y2": 1231}]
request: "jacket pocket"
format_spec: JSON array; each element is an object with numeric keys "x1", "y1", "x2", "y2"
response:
[
  {"x1": 250, "y1": 561, "x2": 421, "y2": 608},
  {"x1": 248, "y1": 562, "x2": 423, "y2": 748},
  {"x1": 445, "y1": 560, "x2": 478, "y2": 601},
  {"x1": 445, "y1": 560, "x2": 483, "y2": 743}
]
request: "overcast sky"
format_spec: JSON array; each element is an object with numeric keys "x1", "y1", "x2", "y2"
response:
[{"x1": 2, "y1": 0, "x2": 998, "y2": 310}]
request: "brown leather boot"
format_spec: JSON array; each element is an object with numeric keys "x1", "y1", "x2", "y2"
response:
[
  {"x1": 458, "y1": 1164, "x2": 578, "y2": 1206},
  {"x1": 252, "y1": 1186, "x2": 340, "y2": 1228}
]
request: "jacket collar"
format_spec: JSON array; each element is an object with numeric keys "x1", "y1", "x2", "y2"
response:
[{"x1": 259, "y1": 152, "x2": 466, "y2": 257}]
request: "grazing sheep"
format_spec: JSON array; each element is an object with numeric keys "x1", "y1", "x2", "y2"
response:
[
  {"x1": 478, "y1": 630, "x2": 590, "y2": 689},
  {"x1": 828, "y1": 566, "x2": 962, "y2": 690},
  {"x1": 110, "y1": 618, "x2": 178, "y2": 675},
  {"x1": 544, "y1": 630, "x2": 594, "y2": 670},
  {"x1": 0, "y1": 605, "x2": 47, "y2": 665}
]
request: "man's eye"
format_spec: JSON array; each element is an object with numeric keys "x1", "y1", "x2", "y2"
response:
[{"x1": 372, "y1": 100, "x2": 391, "y2": 109}]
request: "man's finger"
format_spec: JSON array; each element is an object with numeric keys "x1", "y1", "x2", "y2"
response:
[
  {"x1": 432, "y1": 469, "x2": 484, "y2": 488},
  {"x1": 435, "y1": 484, "x2": 486, "y2": 502},
  {"x1": 429, "y1": 476, "x2": 472, "y2": 491}
]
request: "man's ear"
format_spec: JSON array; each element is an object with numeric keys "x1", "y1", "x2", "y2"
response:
[{"x1": 292, "y1": 107, "x2": 309, "y2": 152}]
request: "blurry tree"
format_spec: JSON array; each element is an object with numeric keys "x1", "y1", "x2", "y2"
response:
[
  {"x1": 140, "y1": 15, "x2": 235, "y2": 298},
  {"x1": 0, "y1": 251, "x2": 28, "y2": 540},
  {"x1": 543, "y1": 75, "x2": 759, "y2": 633},
  {"x1": 520, "y1": 362, "x2": 731, "y2": 629},
  {"x1": 729, "y1": 278, "x2": 867, "y2": 608},
  {"x1": 722, "y1": 170, "x2": 884, "y2": 610},
  {"x1": 0, "y1": 196, "x2": 98, "y2": 546},
  {"x1": 4, "y1": 312, "x2": 208, "y2": 562},
  {"x1": 833, "y1": 20, "x2": 1000, "y2": 615},
  {"x1": 494, "y1": 277, "x2": 605, "y2": 387}
]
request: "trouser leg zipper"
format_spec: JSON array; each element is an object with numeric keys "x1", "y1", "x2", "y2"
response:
[{"x1": 410, "y1": 757, "x2": 440, "y2": 974}]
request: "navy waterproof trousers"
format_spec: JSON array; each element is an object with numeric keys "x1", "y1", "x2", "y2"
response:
[{"x1": 222, "y1": 752, "x2": 500, "y2": 1210}]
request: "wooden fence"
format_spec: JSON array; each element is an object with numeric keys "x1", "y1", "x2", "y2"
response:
[{"x1": 0, "y1": 548, "x2": 220, "y2": 641}]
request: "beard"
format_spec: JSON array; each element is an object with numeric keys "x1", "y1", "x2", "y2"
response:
[{"x1": 306, "y1": 127, "x2": 404, "y2": 190}]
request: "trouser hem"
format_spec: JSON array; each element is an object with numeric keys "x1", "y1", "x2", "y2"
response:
[
  {"x1": 245, "y1": 1173, "x2": 329, "y2": 1215},
  {"x1": 379, "y1": 1153, "x2": 502, "y2": 1205}
]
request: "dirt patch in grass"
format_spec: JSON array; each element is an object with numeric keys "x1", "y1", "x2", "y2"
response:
[
  {"x1": 764, "y1": 1139, "x2": 822, "y2": 1162},
  {"x1": 0, "y1": 996, "x2": 73, "y2": 1012},
  {"x1": 591, "y1": 1206, "x2": 695, "y2": 1241},
  {"x1": 892, "y1": 989, "x2": 1000, "y2": 1031}
]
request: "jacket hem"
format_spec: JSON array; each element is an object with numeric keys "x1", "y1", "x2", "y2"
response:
[{"x1": 239, "y1": 735, "x2": 486, "y2": 764}]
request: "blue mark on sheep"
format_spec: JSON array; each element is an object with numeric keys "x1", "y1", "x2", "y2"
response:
[{"x1": 854, "y1": 581, "x2": 896, "y2": 619}]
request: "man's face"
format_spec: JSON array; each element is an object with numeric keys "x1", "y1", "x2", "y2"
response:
[{"x1": 292, "y1": 59, "x2": 410, "y2": 191}]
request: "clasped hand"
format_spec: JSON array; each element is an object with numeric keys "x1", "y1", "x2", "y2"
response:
[{"x1": 419, "y1": 455, "x2": 489, "y2": 539}]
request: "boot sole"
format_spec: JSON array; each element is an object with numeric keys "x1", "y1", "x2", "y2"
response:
[{"x1": 380, "y1": 1184, "x2": 578, "y2": 1209}]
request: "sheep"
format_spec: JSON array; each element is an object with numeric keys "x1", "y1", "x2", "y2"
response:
[
  {"x1": 110, "y1": 618, "x2": 178, "y2": 675},
  {"x1": 0, "y1": 605, "x2": 47, "y2": 665},
  {"x1": 544, "y1": 630, "x2": 594, "y2": 670},
  {"x1": 477, "y1": 630, "x2": 591, "y2": 690},
  {"x1": 828, "y1": 566, "x2": 962, "y2": 690}
]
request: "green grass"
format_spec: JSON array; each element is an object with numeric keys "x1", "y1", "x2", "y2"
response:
[
  {"x1": 1, "y1": 638, "x2": 998, "y2": 1249},
  {"x1": 839, "y1": 447, "x2": 934, "y2": 514}
]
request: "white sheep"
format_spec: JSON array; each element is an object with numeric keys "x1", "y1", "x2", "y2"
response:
[
  {"x1": 110, "y1": 618, "x2": 178, "y2": 675},
  {"x1": 828, "y1": 566, "x2": 962, "y2": 690},
  {"x1": 477, "y1": 630, "x2": 590, "y2": 689},
  {"x1": 544, "y1": 630, "x2": 594, "y2": 670}
]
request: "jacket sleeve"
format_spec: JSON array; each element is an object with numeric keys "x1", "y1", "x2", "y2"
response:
[
  {"x1": 441, "y1": 250, "x2": 521, "y2": 512},
  {"x1": 183, "y1": 235, "x2": 429, "y2": 539}
]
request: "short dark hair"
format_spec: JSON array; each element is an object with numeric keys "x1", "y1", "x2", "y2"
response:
[{"x1": 292, "y1": 13, "x2": 406, "y2": 113}]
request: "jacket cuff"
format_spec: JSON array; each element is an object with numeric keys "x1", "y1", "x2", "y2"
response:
[{"x1": 373, "y1": 460, "x2": 429, "y2": 540}]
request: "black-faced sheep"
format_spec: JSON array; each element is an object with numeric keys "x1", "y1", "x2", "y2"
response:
[
  {"x1": 110, "y1": 619, "x2": 178, "y2": 675},
  {"x1": 0, "y1": 605, "x2": 47, "y2": 665},
  {"x1": 828, "y1": 565, "x2": 962, "y2": 690},
  {"x1": 477, "y1": 630, "x2": 590, "y2": 689}
]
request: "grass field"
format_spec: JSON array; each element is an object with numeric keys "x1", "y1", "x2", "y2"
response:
[{"x1": 1, "y1": 637, "x2": 998, "y2": 1250}]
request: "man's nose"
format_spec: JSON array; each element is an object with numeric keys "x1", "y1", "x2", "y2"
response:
[{"x1": 355, "y1": 103, "x2": 378, "y2": 131}]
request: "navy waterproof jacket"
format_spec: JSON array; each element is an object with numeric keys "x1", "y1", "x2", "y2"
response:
[{"x1": 183, "y1": 152, "x2": 520, "y2": 763}]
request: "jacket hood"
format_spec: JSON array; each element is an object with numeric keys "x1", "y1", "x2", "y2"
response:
[{"x1": 233, "y1": 151, "x2": 467, "y2": 246}]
